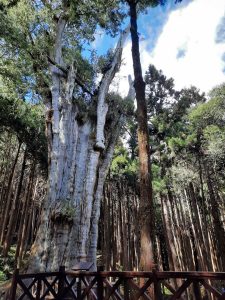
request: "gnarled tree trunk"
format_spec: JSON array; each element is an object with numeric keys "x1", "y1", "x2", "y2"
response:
[{"x1": 28, "y1": 20, "x2": 130, "y2": 271}]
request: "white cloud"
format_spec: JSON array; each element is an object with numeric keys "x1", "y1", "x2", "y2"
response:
[
  {"x1": 116, "y1": 0, "x2": 225, "y2": 96},
  {"x1": 111, "y1": 40, "x2": 133, "y2": 97}
]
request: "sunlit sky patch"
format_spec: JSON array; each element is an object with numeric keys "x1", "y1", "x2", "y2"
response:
[{"x1": 86, "y1": 0, "x2": 225, "y2": 96}]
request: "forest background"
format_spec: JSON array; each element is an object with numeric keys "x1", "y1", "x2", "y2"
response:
[{"x1": 0, "y1": 0, "x2": 225, "y2": 286}]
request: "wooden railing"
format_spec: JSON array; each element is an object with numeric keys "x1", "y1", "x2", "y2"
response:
[{"x1": 9, "y1": 267, "x2": 225, "y2": 300}]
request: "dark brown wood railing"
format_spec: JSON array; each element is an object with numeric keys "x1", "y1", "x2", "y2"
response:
[{"x1": 9, "y1": 267, "x2": 225, "y2": 300}]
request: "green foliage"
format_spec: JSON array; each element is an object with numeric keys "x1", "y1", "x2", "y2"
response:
[
  {"x1": 52, "y1": 201, "x2": 76, "y2": 224},
  {"x1": 208, "y1": 82, "x2": 225, "y2": 99},
  {"x1": 107, "y1": 92, "x2": 134, "y2": 117},
  {"x1": 152, "y1": 164, "x2": 166, "y2": 193},
  {"x1": 0, "y1": 271, "x2": 7, "y2": 282},
  {"x1": 145, "y1": 64, "x2": 176, "y2": 116},
  {"x1": 0, "y1": 95, "x2": 47, "y2": 170},
  {"x1": 61, "y1": 203, "x2": 76, "y2": 221},
  {"x1": 168, "y1": 85, "x2": 225, "y2": 189},
  {"x1": 98, "y1": 49, "x2": 115, "y2": 74},
  {"x1": 111, "y1": 149, "x2": 129, "y2": 171},
  {"x1": 0, "y1": 246, "x2": 16, "y2": 282},
  {"x1": 121, "y1": 65, "x2": 208, "y2": 197},
  {"x1": 110, "y1": 144, "x2": 138, "y2": 180},
  {"x1": 0, "y1": 0, "x2": 127, "y2": 104},
  {"x1": 127, "y1": 0, "x2": 167, "y2": 12},
  {"x1": 167, "y1": 137, "x2": 186, "y2": 155},
  {"x1": 203, "y1": 125, "x2": 225, "y2": 156},
  {"x1": 124, "y1": 0, "x2": 183, "y2": 16},
  {"x1": 189, "y1": 97, "x2": 225, "y2": 129},
  {"x1": 69, "y1": 0, "x2": 125, "y2": 37},
  {"x1": 171, "y1": 163, "x2": 198, "y2": 187}
]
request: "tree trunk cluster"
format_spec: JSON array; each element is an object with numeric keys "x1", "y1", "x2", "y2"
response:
[
  {"x1": 100, "y1": 166, "x2": 225, "y2": 274},
  {"x1": 100, "y1": 177, "x2": 140, "y2": 271},
  {"x1": 0, "y1": 132, "x2": 45, "y2": 268}
]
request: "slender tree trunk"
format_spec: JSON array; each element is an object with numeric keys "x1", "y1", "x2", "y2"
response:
[
  {"x1": 182, "y1": 190, "x2": 195, "y2": 271},
  {"x1": 188, "y1": 183, "x2": 212, "y2": 270},
  {"x1": 0, "y1": 133, "x2": 13, "y2": 217},
  {"x1": 204, "y1": 164, "x2": 225, "y2": 270},
  {"x1": 161, "y1": 194, "x2": 178, "y2": 273},
  {"x1": 103, "y1": 184, "x2": 110, "y2": 270},
  {"x1": 126, "y1": 188, "x2": 132, "y2": 270},
  {"x1": 0, "y1": 142, "x2": 22, "y2": 245},
  {"x1": 129, "y1": 0, "x2": 155, "y2": 271},
  {"x1": 15, "y1": 161, "x2": 36, "y2": 267},
  {"x1": 2, "y1": 149, "x2": 27, "y2": 257},
  {"x1": 167, "y1": 189, "x2": 185, "y2": 270}
]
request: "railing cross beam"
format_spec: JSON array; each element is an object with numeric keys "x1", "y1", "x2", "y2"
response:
[{"x1": 9, "y1": 268, "x2": 225, "y2": 300}]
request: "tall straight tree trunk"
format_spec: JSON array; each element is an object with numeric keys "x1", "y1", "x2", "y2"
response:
[
  {"x1": 178, "y1": 193, "x2": 195, "y2": 272},
  {"x1": 0, "y1": 133, "x2": 13, "y2": 217},
  {"x1": 2, "y1": 148, "x2": 27, "y2": 257},
  {"x1": 128, "y1": 0, "x2": 155, "y2": 271},
  {"x1": 0, "y1": 141, "x2": 22, "y2": 245},
  {"x1": 18, "y1": 162, "x2": 36, "y2": 267},
  {"x1": 161, "y1": 194, "x2": 178, "y2": 272},
  {"x1": 188, "y1": 183, "x2": 212, "y2": 271},
  {"x1": 15, "y1": 161, "x2": 36, "y2": 267},
  {"x1": 204, "y1": 166, "x2": 225, "y2": 270},
  {"x1": 127, "y1": 189, "x2": 132, "y2": 270}
]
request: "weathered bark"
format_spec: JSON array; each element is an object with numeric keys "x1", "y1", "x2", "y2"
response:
[
  {"x1": 87, "y1": 115, "x2": 126, "y2": 268},
  {"x1": 27, "y1": 23, "x2": 129, "y2": 271},
  {"x1": 103, "y1": 185, "x2": 111, "y2": 270},
  {"x1": 129, "y1": 0, "x2": 155, "y2": 271}
]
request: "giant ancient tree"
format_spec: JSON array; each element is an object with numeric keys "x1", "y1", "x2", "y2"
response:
[{"x1": 0, "y1": 0, "x2": 130, "y2": 271}]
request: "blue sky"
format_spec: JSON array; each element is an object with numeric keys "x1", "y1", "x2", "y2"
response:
[
  {"x1": 88, "y1": 0, "x2": 192, "y2": 56},
  {"x1": 135, "y1": 0, "x2": 193, "y2": 52},
  {"x1": 85, "y1": 0, "x2": 225, "y2": 96}
]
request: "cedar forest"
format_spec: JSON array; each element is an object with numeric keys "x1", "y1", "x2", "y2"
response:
[{"x1": 0, "y1": 0, "x2": 225, "y2": 297}]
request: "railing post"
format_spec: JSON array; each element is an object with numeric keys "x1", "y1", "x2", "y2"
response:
[
  {"x1": 97, "y1": 266, "x2": 104, "y2": 300},
  {"x1": 193, "y1": 280, "x2": 202, "y2": 300},
  {"x1": 124, "y1": 277, "x2": 130, "y2": 300},
  {"x1": 153, "y1": 268, "x2": 163, "y2": 300},
  {"x1": 10, "y1": 268, "x2": 19, "y2": 300},
  {"x1": 35, "y1": 275, "x2": 42, "y2": 300},
  {"x1": 77, "y1": 276, "x2": 82, "y2": 299},
  {"x1": 58, "y1": 265, "x2": 65, "y2": 298}
]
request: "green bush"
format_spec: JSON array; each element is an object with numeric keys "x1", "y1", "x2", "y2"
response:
[{"x1": 0, "y1": 270, "x2": 7, "y2": 282}]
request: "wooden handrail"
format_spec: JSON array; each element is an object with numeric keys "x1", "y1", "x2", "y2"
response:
[
  {"x1": 65, "y1": 270, "x2": 225, "y2": 281},
  {"x1": 9, "y1": 268, "x2": 225, "y2": 300}
]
